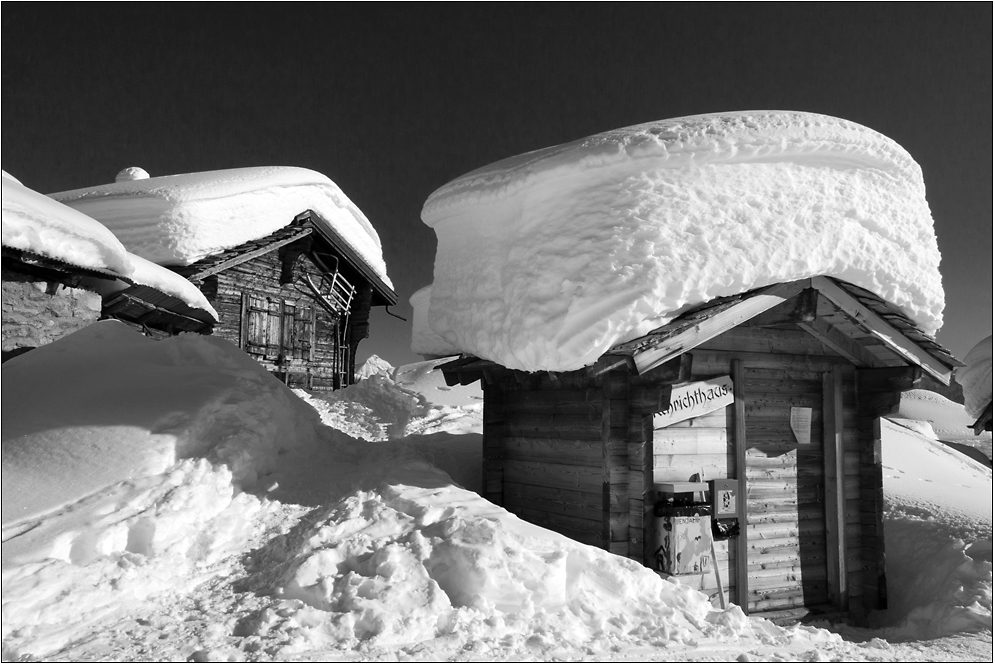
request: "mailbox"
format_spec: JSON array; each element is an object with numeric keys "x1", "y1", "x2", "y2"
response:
[
  {"x1": 652, "y1": 482, "x2": 712, "y2": 576},
  {"x1": 708, "y1": 478, "x2": 741, "y2": 541}
]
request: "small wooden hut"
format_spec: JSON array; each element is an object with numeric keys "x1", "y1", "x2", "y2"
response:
[
  {"x1": 155, "y1": 210, "x2": 397, "y2": 389},
  {"x1": 441, "y1": 276, "x2": 961, "y2": 624}
]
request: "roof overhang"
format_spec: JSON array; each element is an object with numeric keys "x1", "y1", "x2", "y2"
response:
[{"x1": 440, "y1": 276, "x2": 962, "y2": 387}]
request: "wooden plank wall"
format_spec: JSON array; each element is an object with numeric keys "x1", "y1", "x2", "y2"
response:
[
  {"x1": 486, "y1": 374, "x2": 608, "y2": 549},
  {"x1": 854, "y1": 366, "x2": 918, "y2": 619},
  {"x1": 662, "y1": 324, "x2": 862, "y2": 615},
  {"x1": 198, "y1": 252, "x2": 345, "y2": 390}
]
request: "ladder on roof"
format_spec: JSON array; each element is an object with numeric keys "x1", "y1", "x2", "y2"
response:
[{"x1": 300, "y1": 252, "x2": 356, "y2": 318}]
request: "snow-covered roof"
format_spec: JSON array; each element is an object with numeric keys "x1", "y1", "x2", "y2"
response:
[
  {"x1": 421, "y1": 110, "x2": 945, "y2": 372},
  {"x1": 2, "y1": 171, "x2": 133, "y2": 277},
  {"x1": 960, "y1": 335, "x2": 993, "y2": 422},
  {"x1": 2, "y1": 172, "x2": 217, "y2": 319},
  {"x1": 50, "y1": 166, "x2": 393, "y2": 290},
  {"x1": 410, "y1": 285, "x2": 461, "y2": 357}
]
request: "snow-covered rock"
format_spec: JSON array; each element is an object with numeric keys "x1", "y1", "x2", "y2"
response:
[
  {"x1": 50, "y1": 166, "x2": 393, "y2": 289},
  {"x1": 421, "y1": 110, "x2": 944, "y2": 372},
  {"x1": 960, "y1": 336, "x2": 993, "y2": 422}
]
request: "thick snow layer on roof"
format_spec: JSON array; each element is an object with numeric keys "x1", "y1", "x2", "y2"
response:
[
  {"x1": 123, "y1": 253, "x2": 219, "y2": 320},
  {"x1": 410, "y1": 285, "x2": 462, "y2": 357},
  {"x1": 960, "y1": 336, "x2": 993, "y2": 421},
  {"x1": 2, "y1": 171, "x2": 133, "y2": 277},
  {"x1": 51, "y1": 166, "x2": 393, "y2": 289},
  {"x1": 2, "y1": 172, "x2": 217, "y2": 318},
  {"x1": 422, "y1": 111, "x2": 944, "y2": 372}
]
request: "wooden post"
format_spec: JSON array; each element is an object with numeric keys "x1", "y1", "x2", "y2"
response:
[
  {"x1": 600, "y1": 356, "x2": 630, "y2": 555},
  {"x1": 482, "y1": 380, "x2": 505, "y2": 506},
  {"x1": 823, "y1": 366, "x2": 848, "y2": 612},
  {"x1": 732, "y1": 359, "x2": 749, "y2": 610}
]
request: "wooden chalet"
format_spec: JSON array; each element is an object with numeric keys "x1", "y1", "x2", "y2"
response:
[
  {"x1": 157, "y1": 210, "x2": 397, "y2": 390},
  {"x1": 440, "y1": 276, "x2": 962, "y2": 624}
]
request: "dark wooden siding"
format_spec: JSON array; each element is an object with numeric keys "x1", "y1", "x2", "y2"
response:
[{"x1": 200, "y1": 250, "x2": 349, "y2": 390}]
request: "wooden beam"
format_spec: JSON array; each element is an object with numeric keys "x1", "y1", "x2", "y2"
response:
[
  {"x1": 732, "y1": 359, "x2": 749, "y2": 611},
  {"x1": 857, "y1": 366, "x2": 921, "y2": 393},
  {"x1": 601, "y1": 360, "x2": 630, "y2": 554},
  {"x1": 823, "y1": 366, "x2": 848, "y2": 613},
  {"x1": 187, "y1": 228, "x2": 314, "y2": 281},
  {"x1": 633, "y1": 281, "x2": 809, "y2": 375},
  {"x1": 810, "y1": 276, "x2": 954, "y2": 384},
  {"x1": 746, "y1": 287, "x2": 819, "y2": 327},
  {"x1": 482, "y1": 381, "x2": 505, "y2": 506},
  {"x1": 798, "y1": 317, "x2": 882, "y2": 368}
]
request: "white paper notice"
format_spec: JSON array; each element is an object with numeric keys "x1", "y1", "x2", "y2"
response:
[{"x1": 790, "y1": 407, "x2": 813, "y2": 444}]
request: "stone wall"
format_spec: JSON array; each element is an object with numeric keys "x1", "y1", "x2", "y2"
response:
[{"x1": 2, "y1": 269, "x2": 102, "y2": 356}]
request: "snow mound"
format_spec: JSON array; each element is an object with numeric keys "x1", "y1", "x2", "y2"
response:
[
  {"x1": 959, "y1": 336, "x2": 993, "y2": 422},
  {"x1": 876, "y1": 417, "x2": 992, "y2": 638},
  {"x1": 50, "y1": 166, "x2": 393, "y2": 289},
  {"x1": 237, "y1": 469, "x2": 805, "y2": 655},
  {"x1": 1, "y1": 321, "x2": 323, "y2": 564},
  {"x1": 356, "y1": 354, "x2": 394, "y2": 380},
  {"x1": 2, "y1": 170, "x2": 133, "y2": 277},
  {"x1": 422, "y1": 110, "x2": 944, "y2": 372},
  {"x1": 299, "y1": 358, "x2": 482, "y2": 441}
]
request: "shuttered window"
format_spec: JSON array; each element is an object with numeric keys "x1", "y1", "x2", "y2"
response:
[{"x1": 241, "y1": 295, "x2": 315, "y2": 363}]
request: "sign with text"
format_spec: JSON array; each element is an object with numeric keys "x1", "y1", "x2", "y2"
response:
[
  {"x1": 790, "y1": 407, "x2": 813, "y2": 444},
  {"x1": 654, "y1": 375, "x2": 734, "y2": 428}
]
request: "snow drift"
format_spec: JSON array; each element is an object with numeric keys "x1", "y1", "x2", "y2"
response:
[
  {"x1": 3, "y1": 323, "x2": 990, "y2": 661},
  {"x1": 0, "y1": 321, "x2": 834, "y2": 661},
  {"x1": 421, "y1": 110, "x2": 944, "y2": 372},
  {"x1": 50, "y1": 166, "x2": 393, "y2": 289}
]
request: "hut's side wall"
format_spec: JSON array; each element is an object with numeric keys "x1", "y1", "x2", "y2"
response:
[
  {"x1": 199, "y1": 252, "x2": 347, "y2": 390},
  {"x1": 486, "y1": 379, "x2": 606, "y2": 547},
  {"x1": 671, "y1": 324, "x2": 863, "y2": 617}
]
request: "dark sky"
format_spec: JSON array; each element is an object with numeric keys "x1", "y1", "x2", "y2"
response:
[{"x1": 3, "y1": 5, "x2": 991, "y2": 366}]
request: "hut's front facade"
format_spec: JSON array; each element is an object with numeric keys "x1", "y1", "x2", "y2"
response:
[
  {"x1": 442, "y1": 277, "x2": 960, "y2": 624},
  {"x1": 167, "y1": 212, "x2": 397, "y2": 390}
]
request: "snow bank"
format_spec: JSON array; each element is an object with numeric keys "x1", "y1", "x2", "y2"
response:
[
  {"x1": 2, "y1": 171, "x2": 133, "y2": 277},
  {"x1": 877, "y1": 418, "x2": 992, "y2": 638},
  {"x1": 422, "y1": 111, "x2": 944, "y2": 372},
  {"x1": 3, "y1": 320, "x2": 991, "y2": 660},
  {"x1": 51, "y1": 166, "x2": 393, "y2": 289},
  {"x1": 960, "y1": 336, "x2": 993, "y2": 422},
  {"x1": 410, "y1": 285, "x2": 462, "y2": 357},
  {"x1": 299, "y1": 357, "x2": 482, "y2": 441},
  {"x1": 2, "y1": 321, "x2": 323, "y2": 563}
]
